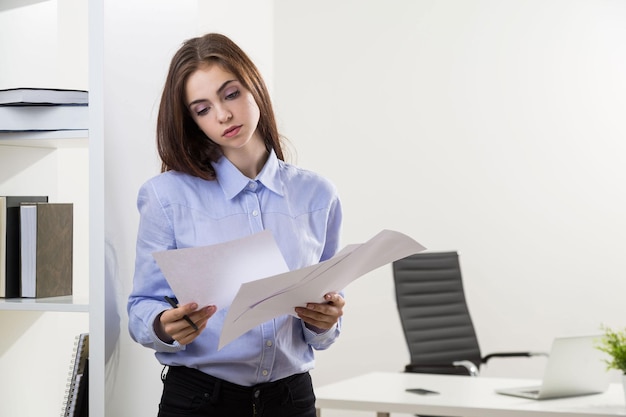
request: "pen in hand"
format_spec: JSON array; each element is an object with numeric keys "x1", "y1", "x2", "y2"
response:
[{"x1": 163, "y1": 295, "x2": 199, "y2": 331}]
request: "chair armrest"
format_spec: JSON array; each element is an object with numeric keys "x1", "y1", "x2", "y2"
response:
[
  {"x1": 452, "y1": 360, "x2": 479, "y2": 376},
  {"x1": 482, "y1": 351, "x2": 549, "y2": 364}
]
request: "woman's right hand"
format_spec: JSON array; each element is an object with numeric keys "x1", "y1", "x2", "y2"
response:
[{"x1": 156, "y1": 302, "x2": 216, "y2": 345}]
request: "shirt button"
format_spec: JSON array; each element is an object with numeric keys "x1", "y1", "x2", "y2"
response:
[
  {"x1": 248, "y1": 182, "x2": 257, "y2": 190},
  {"x1": 252, "y1": 210, "x2": 259, "y2": 217},
  {"x1": 265, "y1": 340, "x2": 273, "y2": 347},
  {"x1": 262, "y1": 370, "x2": 269, "y2": 376}
]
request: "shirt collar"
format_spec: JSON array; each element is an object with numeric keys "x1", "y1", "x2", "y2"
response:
[{"x1": 212, "y1": 150, "x2": 284, "y2": 200}]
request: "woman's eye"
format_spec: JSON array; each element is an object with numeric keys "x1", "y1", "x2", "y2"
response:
[
  {"x1": 195, "y1": 106, "x2": 209, "y2": 116},
  {"x1": 225, "y1": 89, "x2": 240, "y2": 100}
]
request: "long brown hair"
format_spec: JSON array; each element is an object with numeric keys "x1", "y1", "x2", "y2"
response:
[{"x1": 157, "y1": 33, "x2": 284, "y2": 180}]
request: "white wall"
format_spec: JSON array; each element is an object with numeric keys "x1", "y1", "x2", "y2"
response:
[
  {"x1": 273, "y1": 0, "x2": 626, "y2": 390},
  {"x1": 101, "y1": 1, "x2": 626, "y2": 416}
]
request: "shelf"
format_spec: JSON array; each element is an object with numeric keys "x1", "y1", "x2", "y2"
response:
[
  {"x1": 0, "y1": 130, "x2": 88, "y2": 148},
  {"x1": 0, "y1": 0, "x2": 97, "y2": 415},
  {"x1": 0, "y1": 295, "x2": 89, "y2": 312}
]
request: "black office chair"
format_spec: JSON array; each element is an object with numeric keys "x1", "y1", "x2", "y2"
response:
[{"x1": 393, "y1": 251, "x2": 546, "y2": 376}]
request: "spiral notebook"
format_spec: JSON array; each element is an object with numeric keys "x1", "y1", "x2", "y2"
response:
[{"x1": 61, "y1": 333, "x2": 89, "y2": 417}]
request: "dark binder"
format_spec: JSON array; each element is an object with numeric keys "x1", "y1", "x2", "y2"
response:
[{"x1": 0, "y1": 196, "x2": 48, "y2": 298}]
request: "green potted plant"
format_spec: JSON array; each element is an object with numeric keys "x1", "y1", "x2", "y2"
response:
[{"x1": 596, "y1": 325, "x2": 626, "y2": 402}]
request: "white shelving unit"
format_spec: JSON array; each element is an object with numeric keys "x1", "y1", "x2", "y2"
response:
[
  {"x1": 0, "y1": 132, "x2": 94, "y2": 416},
  {"x1": 0, "y1": 1, "x2": 104, "y2": 416},
  {"x1": 0, "y1": 296, "x2": 89, "y2": 312},
  {"x1": 0, "y1": 130, "x2": 89, "y2": 148}
]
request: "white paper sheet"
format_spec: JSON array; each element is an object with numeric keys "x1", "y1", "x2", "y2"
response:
[
  {"x1": 219, "y1": 229, "x2": 425, "y2": 348},
  {"x1": 152, "y1": 230, "x2": 289, "y2": 310},
  {"x1": 152, "y1": 229, "x2": 426, "y2": 350}
]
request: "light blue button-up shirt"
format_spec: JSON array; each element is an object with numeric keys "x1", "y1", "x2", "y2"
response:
[{"x1": 127, "y1": 150, "x2": 343, "y2": 386}]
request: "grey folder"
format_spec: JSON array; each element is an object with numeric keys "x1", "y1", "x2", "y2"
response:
[{"x1": 495, "y1": 335, "x2": 610, "y2": 400}]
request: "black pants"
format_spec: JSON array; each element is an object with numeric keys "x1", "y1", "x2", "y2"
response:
[{"x1": 158, "y1": 366, "x2": 317, "y2": 417}]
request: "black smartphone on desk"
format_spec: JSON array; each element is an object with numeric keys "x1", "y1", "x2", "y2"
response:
[{"x1": 406, "y1": 388, "x2": 439, "y2": 395}]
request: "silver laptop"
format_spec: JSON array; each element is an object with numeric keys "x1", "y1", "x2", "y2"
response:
[{"x1": 495, "y1": 335, "x2": 610, "y2": 400}]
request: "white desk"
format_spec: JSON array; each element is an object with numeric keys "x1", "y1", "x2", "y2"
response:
[{"x1": 315, "y1": 371, "x2": 626, "y2": 417}]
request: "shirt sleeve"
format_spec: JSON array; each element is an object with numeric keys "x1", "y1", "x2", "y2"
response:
[
  {"x1": 302, "y1": 188, "x2": 344, "y2": 350},
  {"x1": 319, "y1": 189, "x2": 343, "y2": 263},
  {"x1": 302, "y1": 322, "x2": 341, "y2": 350},
  {"x1": 127, "y1": 180, "x2": 186, "y2": 353}
]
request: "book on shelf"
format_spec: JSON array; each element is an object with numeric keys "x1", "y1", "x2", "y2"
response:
[
  {"x1": 0, "y1": 196, "x2": 49, "y2": 298},
  {"x1": 0, "y1": 105, "x2": 88, "y2": 132},
  {"x1": 61, "y1": 333, "x2": 89, "y2": 417},
  {"x1": 20, "y1": 202, "x2": 73, "y2": 298},
  {"x1": 0, "y1": 88, "x2": 88, "y2": 106}
]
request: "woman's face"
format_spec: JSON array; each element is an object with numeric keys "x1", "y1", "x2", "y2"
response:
[{"x1": 185, "y1": 63, "x2": 262, "y2": 156}]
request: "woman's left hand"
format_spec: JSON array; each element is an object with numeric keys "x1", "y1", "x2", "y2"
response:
[{"x1": 295, "y1": 292, "x2": 345, "y2": 331}]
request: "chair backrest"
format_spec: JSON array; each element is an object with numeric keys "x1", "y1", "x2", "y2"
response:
[{"x1": 392, "y1": 251, "x2": 482, "y2": 372}]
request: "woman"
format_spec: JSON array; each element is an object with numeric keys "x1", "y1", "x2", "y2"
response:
[{"x1": 127, "y1": 33, "x2": 345, "y2": 417}]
